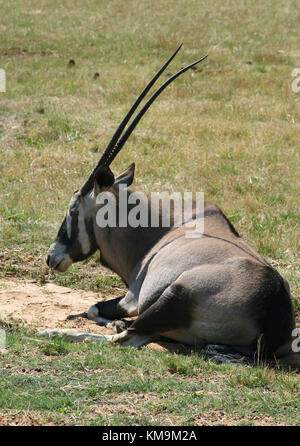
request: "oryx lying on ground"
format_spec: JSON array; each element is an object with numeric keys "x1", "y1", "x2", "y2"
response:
[{"x1": 44, "y1": 45, "x2": 296, "y2": 363}]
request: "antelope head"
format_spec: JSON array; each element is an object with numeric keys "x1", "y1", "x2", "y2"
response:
[{"x1": 46, "y1": 45, "x2": 208, "y2": 272}]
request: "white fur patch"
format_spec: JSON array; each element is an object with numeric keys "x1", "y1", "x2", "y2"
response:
[
  {"x1": 66, "y1": 211, "x2": 72, "y2": 239},
  {"x1": 78, "y1": 214, "x2": 91, "y2": 255},
  {"x1": 39, "y1": 328, "x2": 109, "y2": 343}
]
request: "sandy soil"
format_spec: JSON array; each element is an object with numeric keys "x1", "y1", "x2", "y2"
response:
[
  {"x1": 0, "y1": 278, "x2": 109, "y2": 334},
  {"x1": 0, "y1": 278, "x2": 187, "y2": 353}
]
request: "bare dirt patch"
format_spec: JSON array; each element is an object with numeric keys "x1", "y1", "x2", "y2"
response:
[
  {"x1": 0, "y1": 278, "x2": 112, "y2": 335},
  {"x1": 0, "y1": 410, "x2": 58, "y2": 427},
  {"x1": 0, "y1": 278, "x2": 186, "y2": 353}
]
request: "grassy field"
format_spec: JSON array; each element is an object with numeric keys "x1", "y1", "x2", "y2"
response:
[
  {"x1": 0, "y1": 320, "x2": 299, "y2": 426},
  {"x1": 0, "y1": 0, "x2": 299, "y2": 426}
]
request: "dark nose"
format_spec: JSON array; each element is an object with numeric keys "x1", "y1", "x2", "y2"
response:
[{"x1": 46, "y1": 255, "x2": 50, "y2": 266}]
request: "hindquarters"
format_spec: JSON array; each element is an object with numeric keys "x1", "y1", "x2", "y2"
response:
[
  {"x1": 88, "y1": 256, "x2": 295, "y2": 361},
  {"x1": 72, "y1": 256, "x2": 295, "y2": 364},
  {"x1": 161, "y1": 258, "x2": 295, "y2": 358}
]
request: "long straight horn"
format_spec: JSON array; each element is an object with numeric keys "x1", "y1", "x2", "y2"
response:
[
  {"x1": 103, "y1": 54, "x2": 208, "y2": 167},
  {"x1": 80, "y1": 44, "x2": 183, "y2": 195}
]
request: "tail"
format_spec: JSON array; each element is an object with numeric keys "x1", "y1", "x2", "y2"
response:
[
  {"x1": 276, "y1": 351, "x2": 300, "y2": 370},
  {"x1": 260, "y1": 272, "x2": 296, "y2": 359}
]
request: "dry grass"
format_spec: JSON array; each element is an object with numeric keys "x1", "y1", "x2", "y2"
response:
[
  {"x1": 0, "y1": 0, "x2": 299, "y2": 426},
  {"x1": 0, "y1": 0, "x2": 299, "y2": 319}
]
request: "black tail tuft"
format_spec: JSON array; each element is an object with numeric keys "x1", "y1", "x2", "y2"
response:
[{"x1": 260, "y1": 272, "x2": 295, "y2": 358}]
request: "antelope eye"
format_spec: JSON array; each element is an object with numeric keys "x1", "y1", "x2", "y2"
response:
[{"x1": 69, "y1": 208, "x2": 79, "y2": 217}]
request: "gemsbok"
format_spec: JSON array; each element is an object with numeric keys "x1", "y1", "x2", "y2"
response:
[{"x1": 43, "y1": 45, "x2": 297, "y2": 364}]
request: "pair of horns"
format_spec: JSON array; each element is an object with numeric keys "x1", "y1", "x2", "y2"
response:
[{"x1": 80, "y1": 44, "x2": 208, "y2": 195}]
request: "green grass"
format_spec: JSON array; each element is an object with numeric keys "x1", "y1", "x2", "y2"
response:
[
  {"x1": 0, "y1": 0, "x2": 299, "y2": 426},
  {"x1": 0, "y1": 322, "x2": 299, "y2": 426}
]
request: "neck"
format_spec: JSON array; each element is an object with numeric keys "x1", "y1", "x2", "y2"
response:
[{"x1": 93, "y1": 189, "x2": 171, "y2": 284}]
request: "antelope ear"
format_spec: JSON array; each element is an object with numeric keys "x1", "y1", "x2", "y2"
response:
[
  {"x1": 93, "y1": 165, "x2": 115, "y2": 196},
  {"x1": 114, "y1": 163, "x2": 135, "y2": 187}
]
